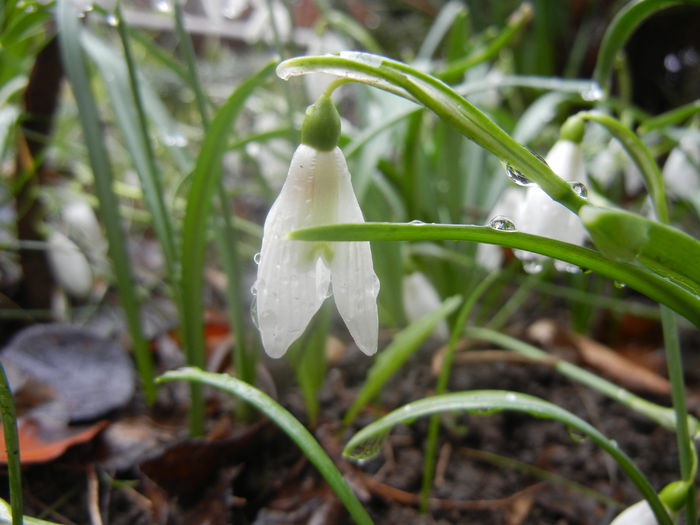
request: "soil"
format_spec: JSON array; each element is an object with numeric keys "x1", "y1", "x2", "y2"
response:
[{"x1": 3, "y1": 327, "x2": 688, "y2": 525}]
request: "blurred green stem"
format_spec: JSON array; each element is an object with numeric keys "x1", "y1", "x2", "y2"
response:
[
  {"x1": 420, "y1": 272, "x2": 500, "y2": 511},
  {"x1": 0, "y1": 363, "x2": 22, "y2": 525}
]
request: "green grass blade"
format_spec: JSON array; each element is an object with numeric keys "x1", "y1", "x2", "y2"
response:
[
  {"x1": 343, "y1": 296, "x2": 462, "y2": 427},
  {"x1": 0, "y1": 498, "x2": 61, "y2": 525},
  {"x1": 57, "y1": 0, "x2": 155, "y2": 402},
  {"x1": 82, "y1": 26, "x2": 178, "y2": 273},
  {"x1": 578, "y1": 111, "x2": 669, "y2": 223},
  {"x1": 0, "y1": 364, "x2": 21, "y2": 525},
  {"x1": 157, "y1": 368, "x2": 375, "y2": 525},
  {"x1": 593, "y1": 0, "x2": 700, "y2": 92},
  {"x1": 277, "y1": 53, "x2": 588, "y2": 214},
  {"x1": 343, "y1": 390, "x2": 672, "y2": 525},
  {"x1": 179, "y1": 60, "x2": 276, "y2": 434},
  {"x1": 463, "y1": 326, "x2": 698, "y2": 437},
  {"x1": 290, "y1": 222, "x2": 700, "y2": 328}
]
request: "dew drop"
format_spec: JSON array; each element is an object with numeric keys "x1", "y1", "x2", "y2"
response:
[
  {"x1": 104, "y1": 13, "x2": 117, "y2": 26},
  {"x1": 571, "y1": 181, "x2": 588, "y2": 198},
  {"x1": 488, "y1": 215, "x2": 517, "y2": 232},
  {"x1": 409, "y1": 219, "x2": 425, "y2": 225},
  {"x1": 523, "y1": 261, "x2": 544, "y2": 274},
  {"x1": 505, "y1": 393, "x2": 518, "y2": 402},
  {"x1": 250, "y1": 283, "x2": 257, "y2": 296},
  {"x1": 505, "y1": 152, "x2": 547, "y2": 187},
  {"x1": 253, "y1": 252, "x2": 261, "y2": 265},
  {"x1": 153, "y1": 0, "x2": 172, "y2": 12},
  {"x1": 163, "y1": 133, "x2": 187, "y2": 147},
  {"x1": 345, "y1": 431, "x2": 389, "y2": 463},
  {"x1": 505, "y1": 164, "x2": 533, "y2": 186},
  {"x1": 614, "y1": 281, "x2": 626, "y2": 289},
  {"x1": 566, "y1": 425, "x2": 588, "y2": 443},
  {"x1": 581, "y1": 83, "x2": 604, "y2": 102}
]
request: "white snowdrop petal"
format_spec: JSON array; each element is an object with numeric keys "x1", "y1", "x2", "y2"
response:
[
  {"x1": 255, "y1": 143, "x2": 379, "y2": 357},
  {"x1": 255, "y1": 145, "x2": 332, "y2": 358},
  {"x1": 47, "y1": 230, "x2": 93, "y2": 299},
  {"x1": 663, "y1": 138, "x2": 700, "y2": 198},
  {"x1": 331, "y1": 241, "x2": 379, "y2": 355},
  {"x1": 402, "y1": 272, "x2": 448, "y2": 340},
  {"x1": 331, "y1": 150, "x2": 379, "y2": 355},
  {"x1": 610, "y1": 500, "x2": 659, "y2": 525},
  {"x1": 545, "y1": 139, "x2": 584, "y2": 182}
]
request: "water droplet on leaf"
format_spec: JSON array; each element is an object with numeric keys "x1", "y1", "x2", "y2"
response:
[
  {"x1": 488, "y1": 215, "x2": 517, "y2": 232},
  {"x1": 571, "y1": 181, "x2": 588, "y2": 198},
  {"x1": 523, "y1": 261, "x2": 543, "y2": 274},
  {"x1": 581, "y1": 84, "x2": 604, "y2": 102},
  {"x1": 345, "y1": 431, "x2": 389, "y2": 462},
  {"x1": 409, "y1": 219, "x2": 425, "y2": 225},
  {"x1": 614, "y1": 281, "x2": 626, "y2": 289},
  {"x1": 505, "y1": 164, "x2": 533, "y2": 186}
]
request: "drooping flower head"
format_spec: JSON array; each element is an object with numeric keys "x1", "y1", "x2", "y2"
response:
[{"x1": 253, "y1": 96, "x2": 379, "y2": 358}]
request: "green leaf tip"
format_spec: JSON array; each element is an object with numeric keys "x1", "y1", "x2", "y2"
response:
[
  {"x1": 580, "y1": 205, "x2": 649, "y2": 262},
  {"x1": 301, "y1": 95, "x2": 341, "y2": 151}
]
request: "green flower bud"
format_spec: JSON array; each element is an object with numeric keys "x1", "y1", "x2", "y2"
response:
[
  {"x1": 560, "y1": 115, "x2": 585, "y2": 144},
  {"x1": 300, "y1": 95, "x2": 341, "y2": 151},
  {"x1": 659, "y1": 480, "x2": 690, "y2": 512},
  {"x1": 579, "y1": 205, "x2": 649, "y2": 262}
]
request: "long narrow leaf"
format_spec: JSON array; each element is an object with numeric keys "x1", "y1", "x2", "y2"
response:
[
  {"x1": 343, "y1": 296, "x2": 461, "y2": 426},
  {"x1": 290, "y1": 222, "x2": 700, "y2": 328},
  {"x1": 593, "y1": 0, "x2": 700, "y2": 91},
  {"x1": 57, "y1": 0, "x2": 155, "y2": 402},
  {"x1": 0, "y1": 365, "x2": 21, "y2": 525},
  {"x1": 157, "y1": 368, "x2": 375, "y2": 525},
  {"x1": 343, "y1": 390, "x2": 672, "y2": 525},
  {"x1": 178, "y1": 60, "x2": 275, "y2": 434}
]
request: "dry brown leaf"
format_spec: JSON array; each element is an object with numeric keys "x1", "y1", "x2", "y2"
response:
[
  {"x1": 0, "y1": 417, "x2": 108, "y2": 464},
  {"x1": 571, "y1": 334, "x2": 670, "y2": 396}
]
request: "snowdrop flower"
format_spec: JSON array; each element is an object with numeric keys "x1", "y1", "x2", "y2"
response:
[
  {"x1": 610, "y1": 480, "x2": 684, "y2": 525},
  {"x1": 514, "y1": 118, "x2": 588, "y2": 272},
  {"x1": 476, "y1": 186, "x2": 521, "y2": 271},
  {"x1": 402, "y1": 272, "x2": 448, "y2": 340},
  {"x1": 662, "y1": 136, "x2": 700, "y2": 198},
  {"x1": 254, "y1": 95, "x2": 379, "y2": 358},
  {"x1": 610, "y1": 500, "x2": 659, "y2": 525}
]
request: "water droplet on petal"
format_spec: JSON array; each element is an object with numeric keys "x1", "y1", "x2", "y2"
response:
[
  {"x1": 253, "y1": 252, "x2": 261, "y2": 265},
  {"x1": 571, "y1": 181, "x2": 588, "y2": 198},
  {"x1": 488, "y1": 215, "x2": 517, "y2": 232},
  {"x1": 250, "y1": 283, "x2": 258, "y2": 296}
]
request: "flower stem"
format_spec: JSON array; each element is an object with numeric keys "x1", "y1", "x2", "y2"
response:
[{"x1": 420, "y1": 271, "x2": 501, "y2": 512}]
